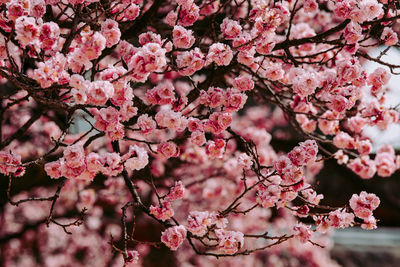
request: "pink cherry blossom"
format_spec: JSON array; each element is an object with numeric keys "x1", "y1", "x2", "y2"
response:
[
  {"x1": 356, "y1": 0, "x2": 384, "y2": 22},
  {"x1": 155, "y1": 108, "x2": 187, "y2": 131},
  {"x1": 126, "y1": 250, "x2": 139, "y2": 264},
  {"x1": 3, "y1": 1, "x2": 400, "y2": 265},
  {"x1": 161, "y1": 225, "x2": 187, "y2": 251},
  {"x1": 215, "y1": 229, "x2": 244, "y2": 255},
  {"x1": 361, "y1": 216, "x2": 378, "y2": 230},
  {"x1": 31, "y1": 53, "x2": 70, "y2": 88},
  {"x1": 15, "y1": 16, "x2": 40, "y2": 48},
  {"x1": 87, "y1": 81, "x2": 115, "y2": 105},
  {"x1": 273, "y1": 155, "x2": 292, "y2": 174},
  {"x1": 348, "y1": 156, "x2": 377, "y2": 179},
  {"x1": 375, "y1": 148, "x2": 397, "y2": 177},
  {"x1": 176, "y1": 48, "x2": 205, "y2": 76},
  {"x1": 199, "y1": 87, "x2": 225, "y2": 108},
  {"x1": 328, "y1": 209, "x2": 355, "y2": 229},
  {"x1": 303, "y1": 0, "x2": 318, "y2": 13},
  {"x1": 367, "y1": 67, "x2": 390, "y2": 95},
  {"x1": 349, "y1": 191, "x2": 380, "y2": 220},
  {"x1": 123, "y1": 4, "x2": 140, "y2": 21},
  {"x1": 293, "y1": 222, "x2": 312, "y2": 243},
  {"x1": 225, "y1": 88, "x2": 248, "y2": 112},
  {"x1": 237, "y1": 153, "x2": 253, "y2": 170},
  {"x1": 264, "y1": 62, "x2": 285, "y2": 81},
  {"x1": 232, "y1": 76, "x2": 254, "y2": 92},
  {"x1": 232, "y1": 32, "x2": 252, "y2": 52},
  {"x1": 81, "y1": 32, "x2": 107, "y2": 61},
  {"x1": 157, "y1": 142, "x2": 180, "y2": 159},
  {"x1": 347, "y1": 116, "x2": 367, "y2": 133},
  {"x1": 146, "y1": 81, "x2": 176, "y2": 105},
  {"x1": 39, "y1": 22, "x2": 60, "y2": 52},
  {"x1": 100, "y1": 19, "x2": 121, "y2": 48},
  {"x1": 318, "y1": 111, "x2": 339, "y2": 135},
  {"x1": 136, "y1": 114, "x2": 157, "y2": 135},
  {"x1": 292, "y1": 71, "x2": 319, "y2": 98},
  {"x1": 287, "y1": 140, "x2": 318, "y2": 166},
  {"x1": 166, "y1": 10, "x2": 178, "y2": 26},
  {"x1": 173, "y1": 25, "x2": 195, "y2": 49},
  {"x1": 336, "y1": 57, "x2": 362, "y2": 84},
  {"x1": 186, "y1": 211, "x2": 212, "y2": 236},
  {"x1": 86, "y1": 152, "x2": 103, "y2": 175},
  {"x1": 44, "y1": 160, "x2": 63, "y2": 179},
  {"x1": 150, "y1": 201, "x2": 174, "y2": 221},
  {"x1": 344, "y1": 22, "x2": 362, "y2": 44},
  {"x1": 334, "y1": 150, "x2": 349, "y2": 165},
  {"x1": 206, "y1": 43, "x2": 233, "y2": 66},
  {"x1": 200, "y1": 0, "x2": 219, "y2": 15},
  {"x1": 100, "y1": 152, "x2": 123, "y2": 176},
  {"x1": 0, "y1": 151, "x2": 25, "y2": 177},
  {"x1": 94, "y1": 106, "x2": 120, "y2": 131},
  {"x1": 356, "y1": 140, "x2": 372, "y2": 156},
  {"x1": 256, "y1": 184, "x2": 281, "y2": 208},
  {"x1": 381, "y1": 27, "x2": 398, "y2": 46},
  {"x1": 138, "y1": 31, "x2": 163, "y2": 46},
  {"x1": 334, "y1": 0, "x2": 356, "y2": 19},
  {"x1": 187, "y1": 118, "x2": 203, "y2": 132},
  {"x1": 6, "y1": 0, "x2": 30, "y2": 21},
  {"x1": 166, "y1": 181, "x2": 185, "y2": 201},
  {"x1": 63, "y1": 143, "x2": 85, "y2": 168},
  {"x1": 77, "y1": 189, "x2": 96, "y2": 210},
  {"x1": 220, "y1": 18, "x2": 242, "y2": 40},
  {"x1": 190, "y1": 131, "x2": 206, "y2": 146},
  {"x1": 205, "y1": 139, "x2": 225, "y2": 159},
  {"x1": 177, "y1": 3, "x2": 200, "y2": 27},
  {"x1": 333, "y1": 131, "x2": 355, "y2": 150},
  {"x1": 124, "y1": 145, "x2": 149, "y2": 171}
]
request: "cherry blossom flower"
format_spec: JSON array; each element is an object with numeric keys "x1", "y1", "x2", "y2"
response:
[
  {"x1": 381, "y1": 27, "x2": 398, "y2": 46},
  {"x1": 126, "y1": 250, "x2": 139, "y2": 264},
  {"x1": 206, "y1": 43, "x2": 233, "y2": 66},
  {"x1": 220, "y1": 18, "x2": 242, "y2": 39},
  {"x1": 205, "y1": 139, "x2": 225, "y2": 159},
  {"x1": 123, "y1": 145, "x2": 149, "y2": 171},
  {"x1": 367, "y1": 67, "x2": 390, "y2": 95},
  {"x1": 100, "y1": 19, "x2": 121, "y2": 48},
  {"x1": 349, "y1": 191, "x2": 380, "y2": 220},
  {"x1": 177, "y1": 3, "x2": 200, "y2": 27},
  {"x1": 328, "y1": 209, "x2": 355, "y2": 229},
  {"x1": 348, "y1": 156, "x2": 377, "y2": 179},
  {"x1": 166, "y1": 181, "x2": 186, "y2": 201},
  {"x1": 176, "y1": 48, "x2": 205, "y2": 76},
  {"x1": 232, "y1": 76, "x2": 254, "y2": 92},
  {"x1": 44, "y1": 160, "x2": 63, "y2": 179},
  {"x1": 293, "y1": 222, "x2": 312, "y2": 243},
  {"x1": 256, "y1": 184, "x2": 281, "y2": 208},
  {"x1": 186, "y1": 211, "x2": 212, "y2": 236},
  {"x1": 215, "y1": 229, "x2": 244, "y2": 254},
  {"x1": 136, "y1": 114, "x2": 157, "y2": 135},
  {"x1": 161, "y1": 225, "x2": 187, "y2": 251},
  {"x1": 157, "y1": 142, "x2": 180, "y2": 159},
  {"x1": 173, "y1": 25, "x2": 195, "y2": 49},
  {"x1": 15, "y1": 16, "x2": 40, "y2": 48},
  {"x1": 0, "y1": 151, "x2": 25, "y2": 177},
  {"x1": 87, "y1": 81, "x2": 115, "y2": 105},
  {"x1": 344, "y1": 22, "x2": 362, "y2": 44},
  {"x1": 150, "y1": 201, "x2": 174, "y2": 221}
]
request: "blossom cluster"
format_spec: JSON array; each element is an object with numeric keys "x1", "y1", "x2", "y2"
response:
[{"x1": 45, "y1": 144, "x2": 148, "y2": 181}]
